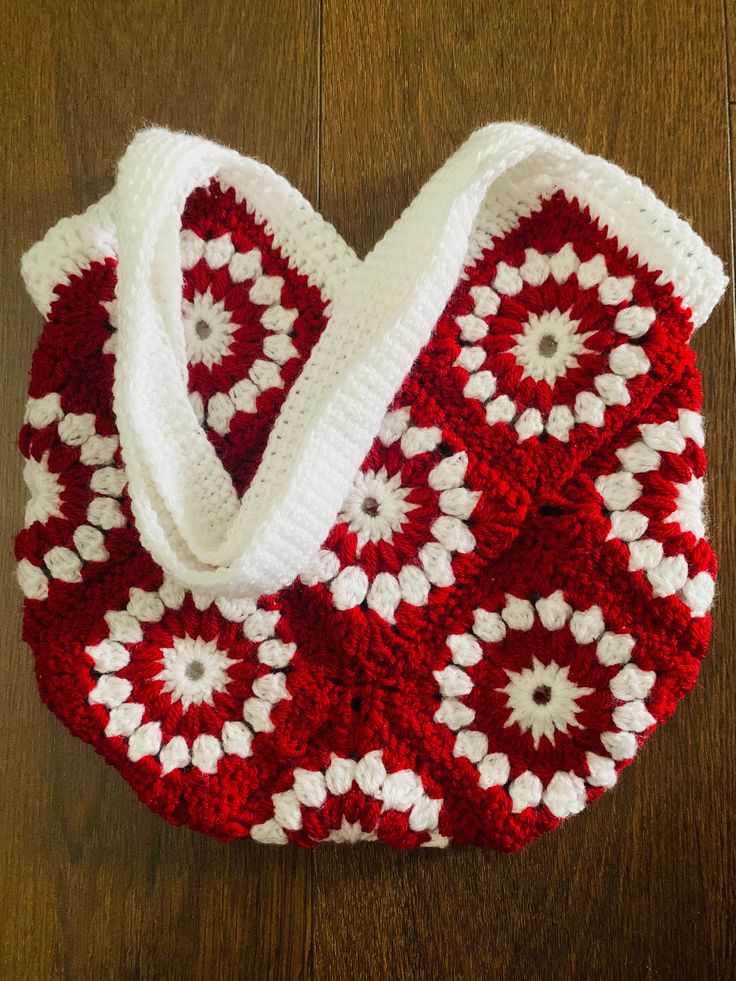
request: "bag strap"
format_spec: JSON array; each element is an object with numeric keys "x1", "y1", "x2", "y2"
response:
[{"x1": 112, "y1": 126, "x2": 725, "y2": 599}]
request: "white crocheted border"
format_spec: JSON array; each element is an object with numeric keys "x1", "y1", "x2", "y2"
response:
[
  {"x1": 21, "y1": 125, "x2": 727, "y2": 599},
  {"x1": 22, "y1": 172, "x2": 358, "y2": 320}
]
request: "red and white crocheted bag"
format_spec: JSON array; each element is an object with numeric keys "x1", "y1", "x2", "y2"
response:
[{"x1": 17, "y1": 125, "x2": 726, "y2": 849}]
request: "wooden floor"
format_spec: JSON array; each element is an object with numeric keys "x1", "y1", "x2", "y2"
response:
[{"x1": 1, "y1": 2, "x2": 734, "y2": 979}]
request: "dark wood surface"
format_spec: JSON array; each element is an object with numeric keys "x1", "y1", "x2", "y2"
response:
[{"x1": 1, "y1": 2, "x2": 733, "y2": 979}]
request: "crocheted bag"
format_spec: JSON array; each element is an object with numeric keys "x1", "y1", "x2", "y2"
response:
[{"x1": 17, "y1": 125, "x2": 726, "y2": 849}]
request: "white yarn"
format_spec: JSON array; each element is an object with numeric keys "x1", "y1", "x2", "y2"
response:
[
  {"x1": 20, "y1": 124, "x2": 727, "y2": 599},
  {"x1": 509, "y1": 771, "x2": 543, "y2": 812},
  {"x1": 543, "y1": 771, "x2": 587, "y2": 818},
  {"x1": 569, "y1": 606, "x2": 605, "y2": 644}
]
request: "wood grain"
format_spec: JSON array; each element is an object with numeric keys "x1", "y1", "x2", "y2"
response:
[
  {"x1": 726, "y1": 0, "x2": 736, "y2": 95},
  {"x1": 1, "y1": 2, "x2": 733, "y2": 979}
]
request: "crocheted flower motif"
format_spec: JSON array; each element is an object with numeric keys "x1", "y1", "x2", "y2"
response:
[
  {"x1": 301, "y1": 406, "x2": 481, "y2": 620},
  {"x1": 590, "y1": 372, "x2": 714, "y2": 617},
  {"x1": 16, "y1": 176, "x2": 716, "y2": 850},
  {"x1": 16, "y1": 394, "x2": 123, "y2": 601},
  {"x1": 448, "y1": 206, "x2": 660, "y2": 445},
  {"x1": 179, "y1": 182, "x2": 327, "y2": 495},
  {"x1": 434, "y1": 592, "x2": 652, "y2": 818},
  {"x1": 86, "y1": 583, "x2": 294, "y2": 775},
  {"x1": 426, "y1": 192, "x2": 683, "y2": 468},
  {"x1": 457, "y1": 254, "x2": 656, "y2": 442},
  {"x1": 250, "y1": 751, "x2": 445, "y2": 848}
]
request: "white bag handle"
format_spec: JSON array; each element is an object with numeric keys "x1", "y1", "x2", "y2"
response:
[{"x1": 112, "y1": 125, "x2": 725, "y2": 599}]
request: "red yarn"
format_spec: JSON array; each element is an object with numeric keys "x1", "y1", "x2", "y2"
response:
[{"x1": 16, "y1": 184, "x2": 714, "y2": 849}]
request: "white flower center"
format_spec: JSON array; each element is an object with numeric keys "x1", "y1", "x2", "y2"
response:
[
  {"x1": 23, "y1": 452, "x2": 63, "y2": 526},
  {"x1": 339, "y1": 467, "x2": 417, "y2": 551},
  {"x1": 155, "y1": 636, "x2": 236, "y2": 710},
  {"x1": 500, "y1": 657, "x2": 595, "y2": 748},
  {"x1": 182, "y1": 291, "x2": 238, "y2": 367},
  {"x1": 510, "y1": 309, "x2": 591, "y2": 383}
]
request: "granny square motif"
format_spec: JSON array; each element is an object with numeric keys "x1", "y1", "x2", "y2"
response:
[{"x1": 16, "y1": 125, "x2": 726, "y2": 848}]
